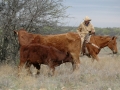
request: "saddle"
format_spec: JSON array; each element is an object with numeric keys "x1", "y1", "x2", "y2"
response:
[{"x1": 82, "y1": 31, "x2": 95, "y2": 57}]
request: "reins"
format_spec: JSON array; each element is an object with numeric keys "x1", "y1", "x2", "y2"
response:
[{"x1": 86, "y1": 35, "x2": 100, "y2": 49}]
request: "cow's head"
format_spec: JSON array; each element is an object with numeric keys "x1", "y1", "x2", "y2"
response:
[{"x1": 14, "y1": 29, "x2": 34, "y2": 46}]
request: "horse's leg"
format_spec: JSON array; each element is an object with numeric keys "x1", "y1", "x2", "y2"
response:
[
  {"x1": 91, "y1": 53, "x2": 99, "y2": 61},
  {"x1": 91, "y1": 58, "x2": 94, "y2": 62}
]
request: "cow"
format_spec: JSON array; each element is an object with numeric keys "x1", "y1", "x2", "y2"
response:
[
  {"x1": 14, "y1": 29, "x2": 81, "y2": 73},
  {"x1": 19, "y1": 43, "x2": 73, "y2": 76}
]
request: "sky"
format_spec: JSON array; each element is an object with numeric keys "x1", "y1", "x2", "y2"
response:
[{"x1": 62, "y1": 0, "x2": 120, "y2": 27}]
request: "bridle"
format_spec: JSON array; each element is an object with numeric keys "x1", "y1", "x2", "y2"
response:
[{"x1": 86, "y1": 35, "x2": 113, "y2": 50}]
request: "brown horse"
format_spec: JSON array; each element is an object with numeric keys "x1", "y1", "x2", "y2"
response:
[{"x1": 84, "y1": 35, "x2": 117, "y2": 61}]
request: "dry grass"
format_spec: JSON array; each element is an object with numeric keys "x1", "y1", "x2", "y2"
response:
[{"x1": 0, "y1": 53, "x2": 120, "y2": 90}]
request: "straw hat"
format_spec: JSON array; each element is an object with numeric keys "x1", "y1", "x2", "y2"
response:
[{"x1": 84, "y1": 16, "x2": 91, "y2": 21}]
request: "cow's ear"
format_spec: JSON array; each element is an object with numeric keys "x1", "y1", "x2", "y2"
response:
[{"x1": 14, "y1": 30, "x2": 18, "y2": 35}]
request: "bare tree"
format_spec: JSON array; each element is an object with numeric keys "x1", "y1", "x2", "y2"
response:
[{"x1": 0, "y1": 0, "x2": 68, "y2": 63}]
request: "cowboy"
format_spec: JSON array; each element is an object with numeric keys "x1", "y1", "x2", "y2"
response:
[{"x1": 77, "y1": 16, "x2": 95, "y2": 55}]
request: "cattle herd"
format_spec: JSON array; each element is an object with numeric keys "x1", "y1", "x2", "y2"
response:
[
  {"x1": 14, "y1": 29, "x2": 118, "y2": 76},
  {"x1": 14, "y1": 29, "x2": 81, "y2": 76}
]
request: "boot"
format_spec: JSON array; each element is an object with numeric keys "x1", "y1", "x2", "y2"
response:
[
  {"x1": 82, "y1": 40, "x2": 86, "y2": 55},
  {"x1": 82, "y1": 42, "x2": 91, "y2": 58}
]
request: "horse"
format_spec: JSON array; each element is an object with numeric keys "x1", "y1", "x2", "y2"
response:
[{"x1": 84, "y1": 35, "x2": 117, "y2": 61}]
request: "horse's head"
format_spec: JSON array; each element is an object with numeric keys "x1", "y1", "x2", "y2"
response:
[{"x1": 107, "y1": 36, "x2": 118, "y2": 54}]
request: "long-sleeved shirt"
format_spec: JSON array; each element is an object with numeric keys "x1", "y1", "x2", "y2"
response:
[
  {"x1": 77, "y1": 22, "x2": 95, "y2": 38},
  {"x1": 77, "y1": 22, "x2": 95, "y2": 43}
]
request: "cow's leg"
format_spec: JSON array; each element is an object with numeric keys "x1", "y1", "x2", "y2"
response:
[
  {"x1": 25, "y1": 61, "x2": 32, "y2": 75},
  {"x1": 19, "y1": 47, "x2": 28, "y2": 76},
  {"x1": 48, "y1": 67, "x2": 52, "y2": 76},
  {"x1": 70, "y1": 53, "x2": 80, "y2": 71},
  {"x1": 48, "y1": 66, "x2": 55, "y2": 76},
  {"x1": 33, "y1": 63, "x2": 41, "y2": 75},
  {"x1": 18, "y1": 60, "x2": 26, "y2": 76},
  {"x1": 48, "y1": 61, "x2": 55, "y2": 76},
  {"x1": 51, "y1": 67, "x2": 55, "y2": 76},
  {"x1": 71, "y1": 62, "x2": 76, "y2": 71}
]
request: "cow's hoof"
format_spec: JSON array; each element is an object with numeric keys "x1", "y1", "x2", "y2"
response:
[{"x1": 48, "y1": 73, "x2": 53, "y2": 77}]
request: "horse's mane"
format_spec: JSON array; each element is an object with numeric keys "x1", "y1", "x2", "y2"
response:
[{"x1": 95, "y1": 35, "x2": 111, "y2": 40}]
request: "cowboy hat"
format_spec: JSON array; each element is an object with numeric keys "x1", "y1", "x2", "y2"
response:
[{"x1": 84, "y1": 16, "x2": 91, "y2": 21}]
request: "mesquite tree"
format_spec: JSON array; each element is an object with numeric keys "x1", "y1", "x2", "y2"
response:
[{"x1": 0, "y1": 0, "x2": 68, "y2": 63}]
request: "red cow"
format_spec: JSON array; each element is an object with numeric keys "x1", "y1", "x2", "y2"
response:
[
  {"x1": 19, "y1": 43, "x2": 73, "y2": 76},
  {"x1": 14, "y1": 29, "x2": 81, "y2": 72}
]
